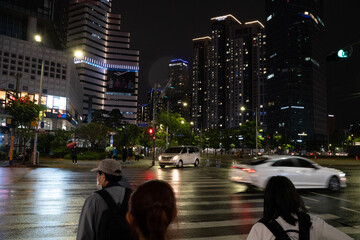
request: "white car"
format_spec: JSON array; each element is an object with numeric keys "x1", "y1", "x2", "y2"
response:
[
  {"x1": 158, "y1": 146, "x2": 200, "y2": 168},
  {"x1": 230, "y1": 155, "x2": 347, "y2": 191}
]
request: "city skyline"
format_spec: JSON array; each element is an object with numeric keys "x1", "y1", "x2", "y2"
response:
[{"x1": 113, "y1": 0, "x2": 360, "y2": 129}]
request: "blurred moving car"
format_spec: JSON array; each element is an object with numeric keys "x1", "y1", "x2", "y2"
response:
[
  {"x1": 230, "y1": 155, "x2": 346, "y2": 191},
  {"x1": 158, "y1": 146, "x2": 200, "y2": 168}
]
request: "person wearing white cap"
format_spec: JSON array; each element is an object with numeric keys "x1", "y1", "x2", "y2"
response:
[{"x1": 76, "y1": 159, "x2": 131, "y2": 240}]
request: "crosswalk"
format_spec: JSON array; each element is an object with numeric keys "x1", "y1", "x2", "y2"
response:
[
  {"x1": 0, "y1": 167, "x2": 359, "y2": 240},
  {"x1": 121, "y1": 168, "x2": 360, "y2": 240}
]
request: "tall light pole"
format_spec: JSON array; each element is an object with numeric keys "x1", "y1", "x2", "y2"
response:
[
  {"x1": 32, "y1": 34, "x2": 45, "y2": 165},
  {"x1": 241, "y1": 106, "x2": 258, "y2": 153}
]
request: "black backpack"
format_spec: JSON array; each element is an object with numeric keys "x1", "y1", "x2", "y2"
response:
[
  {"x1": 258, "y1": 213, "x2": 312, "y2": 240},
  {"x1": 96, "y1": 187, "x2": 132, "y2": 240}
]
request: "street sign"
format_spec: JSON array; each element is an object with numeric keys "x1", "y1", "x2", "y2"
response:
[
  {"x1": 137, "y1": 123, "x2": 149, "y2": 127},
  {"x1": 40, "y1": 121, "x2": 44, "y2": 128},
  {"x1": 31, "y1": 121, "x2": 38, "y2": 127}
]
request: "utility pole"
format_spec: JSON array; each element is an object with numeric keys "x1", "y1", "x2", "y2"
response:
[{"x1": 151, "y1": 84, "x2": 157, "y2": 166}]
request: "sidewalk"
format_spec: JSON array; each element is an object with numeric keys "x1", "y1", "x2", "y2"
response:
[
  {"x1": 0, "y1": 156, "x2": 156, "y2": 169},
  {"x1": 1, "y1": 155, "x2": 359, "y2": 168}
]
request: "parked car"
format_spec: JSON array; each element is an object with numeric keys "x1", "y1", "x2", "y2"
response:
[
  {"x1": 158, "y1": 146, "x2": 200, "y2": 168},
  {"x1": 230, "y1": 155, "x2": 347, "y2": 191}
]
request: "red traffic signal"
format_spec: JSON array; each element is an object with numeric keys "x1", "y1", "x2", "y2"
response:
[{"x1": 148, "y1": 128, "x2": 154, "y2": 135}]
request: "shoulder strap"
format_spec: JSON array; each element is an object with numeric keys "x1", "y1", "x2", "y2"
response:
[
  {"x1": 298, "y1": 213, "x2": 312, "y2": 240},
  {"x1": 258, "y1": 218, "x2": 292, "y2": 240},
  {"x1": 96, "y1": 187, "x2": 132, "y2": 210}
]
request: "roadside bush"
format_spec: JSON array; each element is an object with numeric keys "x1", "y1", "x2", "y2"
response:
[
  {"x1": 0, "y1": 151, "x2": 7, "y2": 160},
  {"x1": 64, "y1": 151, "x2": 106, "y2": 160}
]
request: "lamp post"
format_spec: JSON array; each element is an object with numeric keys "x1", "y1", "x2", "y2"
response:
[
  {"x1": 241, "y1": 106, "x2": 258, "y2": 154},
  {"x1": 32, "y1": 34, "x2": 45, "y2": 165}
]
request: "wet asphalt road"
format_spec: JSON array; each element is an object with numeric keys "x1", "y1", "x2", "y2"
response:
[{"x1": 0, "y1": 160, "x2": 360, "y2": 240}]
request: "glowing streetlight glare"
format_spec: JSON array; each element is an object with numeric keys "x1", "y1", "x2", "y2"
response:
[
  {"x1": 240, "y1": 106, "x2": 246, "y2": 111},
  {"x1": 34, "y1": 35, "x2": 42, "y2": 42},
  {"x1": 181, "y1": 120, "x2": 185, "y2": 124},
  {"x1": 190, "y1": 121, "x2": 194, "y2": 125},
  {"x1": 74, "y1": 50, "x2": 84, "y2": 58},
  {"x1": 183, "y1": 102, "x2": 188, "y2": 106}
]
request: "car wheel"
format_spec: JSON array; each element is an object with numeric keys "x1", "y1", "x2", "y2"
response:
[
  {"x1": 328, "y1": 176, "x2": 340, "y2": 191},
  {"x1": 160, "y1": 165, "x2": 165, "y2": 168},
  {"x1": 177, "y1": 160, "x2": 183, "y2": 168},
  {"x1": 194, "y1": 159, "x2": 199, "y2": 167}
]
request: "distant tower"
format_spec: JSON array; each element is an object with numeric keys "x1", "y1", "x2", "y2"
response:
[
  {"x1": 203, "y1": 15, "x2": 266, "y2": 130},
  {"x1": 191, "y1": 37, "x2": 211, "y2": 132},
  {"x1": 167, "y1": 59, "x2": 190, "y2": 121},
  {"x1": 67, "y1": 0, "x2": 139, "y2": 124},
  {"x1": 265, "y1": 0, "x2": 327, "y2": 147}
]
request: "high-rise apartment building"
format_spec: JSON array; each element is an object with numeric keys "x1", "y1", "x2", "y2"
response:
[
  {"x1": 192, "y1": 15, "x2": 266, "y2": 131},
  {"x1": 167, "y1": 59, "x2": 190, "y2": 121},
  {"x1": 67, "y1": 0, "x2": 139, "y2": 124},
  {"x1": 191, "y1": 37, "x2": 211, "y2": 132},
  {"x1": 265, "y1": 0, "x2": 326, "y2": 146}
]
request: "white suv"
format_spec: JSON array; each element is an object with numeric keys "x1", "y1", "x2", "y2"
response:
[{"x1": 158, "y1": 146, "x2": 200, "y2": 168}]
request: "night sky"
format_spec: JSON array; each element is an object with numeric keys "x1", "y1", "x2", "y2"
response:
[{"x1": 112, "y1": 0, "x2": 360, "y2": 129}]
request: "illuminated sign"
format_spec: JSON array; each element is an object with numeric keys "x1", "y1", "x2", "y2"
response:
[
  {"x1": 107, "y1": 70, "x2": 136, "y2": 94},
  {"x1": 46, "y1": 95, "x2": 67, "y2": 110}
]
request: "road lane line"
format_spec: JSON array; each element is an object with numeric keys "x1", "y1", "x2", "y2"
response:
[
  {"x1": 309, "y1": 192, "x2": 353, "y2": 203},
  {"x1": 301, "y1": 196, "x2": 320, "y2": 202},
  {"x1": 340, "y1": 207, "x2": 360, "y2": 214}
]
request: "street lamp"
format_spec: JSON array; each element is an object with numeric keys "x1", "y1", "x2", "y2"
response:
[
  {"x1": 32, "y1": 34, "x2": 45, "y2": 165},
  {"x1": 241, "y1": 106, "x2": 258, "y2": 154},
  {"x1": 74, "y1": 50, "x2": 84, "y2": 58}
]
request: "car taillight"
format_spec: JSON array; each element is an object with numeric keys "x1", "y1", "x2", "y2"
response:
[
  {"x1": 230, "y1": 166, "x2": 256, "y2": 173},
  {"x1": 241, "y1": 168, "x2": 256, "y2": 173}
]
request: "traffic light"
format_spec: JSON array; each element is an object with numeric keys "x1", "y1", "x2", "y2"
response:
[
  {"x1": 148, "y1": 127, "x2": 156, "y2": 140},
  {"x1": 327, "y1": 47, "x2": 353, "y2": 62}
]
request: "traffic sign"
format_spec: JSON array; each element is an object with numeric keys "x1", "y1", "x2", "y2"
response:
[
  {"x1": 40, "y1": 121, "x2": 44, "y2": 128},
  {"x1": 137, "y1": 123, "x2": 149, "y2": 127}
]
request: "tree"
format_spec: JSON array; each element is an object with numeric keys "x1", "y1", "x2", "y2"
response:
[
  {"x1": 50, "y1": 129, "x2": 73, "y2": 157},
  {"x1": 114, "y1": 124, "x2": 140, "y2": 148},
  {"x1": 5, "y1": 95, "x2": 44, "y2": 163},
  {"x1": 92, "y1": 109, "x2": 125, "y2": 129},
  {"x1": 76, "y1": 123, "x2": 110, "y2": 151},
  {"x1": 155, "y1": 110, "x2": 195, "y2": 147}
]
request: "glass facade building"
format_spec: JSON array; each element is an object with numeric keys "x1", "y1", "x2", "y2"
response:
[{"x1": 265, "y1": 0, "x2": 327, "y2": 147}]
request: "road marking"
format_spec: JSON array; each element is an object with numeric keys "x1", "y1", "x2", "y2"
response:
[
  {"x1": 179, "y1": 235, "x2": 248, "y2": 240},
  {"x1": 340, "y1": 207, "x2": 360, "y2": 214},
  {"x1": 177, "y1": 199, "x2": 263, "y2": 206},
  {"x1": 178, "y1": 207, "x2": 264, "y2": 215},
  {"x1": 173, "y1": 213, "x2": 343, "y2": 230},
  {"x1": 309, "y1": 192, "x2": 353, "y2": 203},
  {"x1": 301, "y1": 196, "x2": 320, "y2": 202}
]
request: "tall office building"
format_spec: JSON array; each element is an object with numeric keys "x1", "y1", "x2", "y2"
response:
[
  {"x1": 167, "y1": 59, "x2": 190, "y2": 121},
  {"x1": 193, "y1": 15, "x2": 266, "y2": 130},
  {"x1": 0, "y1": 0, "x2": 83, "y2": 136},
  {"x1": 191, "y1": 37, "x2": 211, "y2": 132},
  {"x1": 265, "y1": 0, "x2": 326, "y2": 146},
  {"x1": 67, "y1": 0, "x2": 139, "y2": 124},
  {"x1": 0, "y1": 0, "x2": 69, "y2": 50}
]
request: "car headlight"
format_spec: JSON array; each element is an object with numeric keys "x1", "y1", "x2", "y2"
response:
[
  {"x1": 173, "y1": 156, "x2": 179, "y2": 160},
  {"x1": 158, "y1": 156, "x2": 162, "y2": 161},
  {"x1": 339, "y1": 173, "x2": 345, "y2": 177}
]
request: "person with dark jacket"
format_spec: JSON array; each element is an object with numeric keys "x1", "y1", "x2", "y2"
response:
[
  {"x1": 122, "y1": 146, "x2": 128, "y2": 162},
  {"x1": 71, "y1": 146, "x2": 78, "y2": 164},
  {"x1": 76, "y1": 159, "x2": 130, "y2": 240},
  {"x1": 247, "y1": 176, "x2": 353, "y2": 240}
]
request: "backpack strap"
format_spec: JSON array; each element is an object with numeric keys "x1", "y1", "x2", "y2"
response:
[
  {"x1": 298, "y1": 213, "x2": 312, "y2": 240},
  {"x1": 96, "y1": 187, "x2": 132, "y2": 210},
  {"x1": 258, "y1": 218, "x2": 292, "y2": 240}
]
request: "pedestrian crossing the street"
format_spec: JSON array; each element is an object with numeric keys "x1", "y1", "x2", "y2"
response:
[{"x1": 0, "y1": 167, "x2": 359, "y2": 240}]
